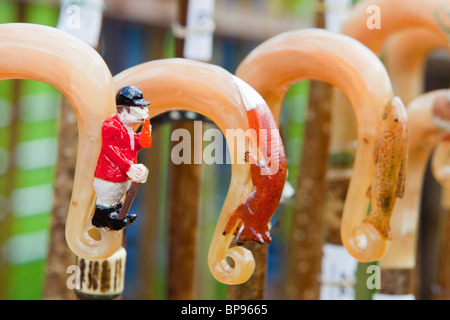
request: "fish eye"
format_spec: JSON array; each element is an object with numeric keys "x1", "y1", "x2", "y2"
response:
[{"x1": 393, "y1": 117, "x2": 398, "y2": 123}]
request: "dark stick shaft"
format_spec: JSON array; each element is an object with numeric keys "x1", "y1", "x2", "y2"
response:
[
  {"x1": 285, "y1": 1, "x2": 331, "y2": 300},
  {"x1": 286, "y1": 80, "x2": 332, "y2": 300},
  {"x1": 228, "y1": 242, "x2": 268, "y2": 300},
  {"x1": 119, "y1": 181, "x2": 141, "y2": 219},
  {"x1": 167, "y1": 0, "x2": 203, "y2": 300}
]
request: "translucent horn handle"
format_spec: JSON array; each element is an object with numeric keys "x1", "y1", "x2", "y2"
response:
[
  {"x1": 114, "y1": 58, "x2": 286, "y2": 284},
  {"x1": 236, "y1": 28, "x2": 407, "y2": 262},
  {"x1": 380, "y1": 90, "x2": 450, "y2": 268},
  {"x1": 342, "y1": 0, "x2": 449, "y2": 55},
  {"x1": 0, "y1": 23, "x2": 121, "y2": 260},
  {"x1": 383, "y1": 28, "x2": 448, "y2": 106}
]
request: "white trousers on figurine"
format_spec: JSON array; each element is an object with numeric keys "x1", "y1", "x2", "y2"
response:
[{"x1": 93, "y1": 178, "x2": 131, "y2": 207}]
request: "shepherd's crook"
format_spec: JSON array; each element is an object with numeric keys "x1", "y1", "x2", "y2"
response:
[{"x1": 236, "y1": 29, "x2": 409, "y2": 262}]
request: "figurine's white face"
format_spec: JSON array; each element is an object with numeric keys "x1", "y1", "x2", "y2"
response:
[{"x1": 118, "y1": 106, "x2": 149, "y2": 125}]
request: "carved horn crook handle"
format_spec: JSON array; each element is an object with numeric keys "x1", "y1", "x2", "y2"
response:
[
  {"x1": 235, "y1": 28, "x2": 408, "y2": 262},
  {"x1": 113, "y1": 58, "x2": 286, "y2": 285},
  {"x1": 0, "y1": 23, "x2": 122, "y2": 261},
  {"x1": 431, "y1": 92, "x2": 450, "y2": 187},
  {"x1": 342, "y1": 0, "x2": 449, "y2": 56}
]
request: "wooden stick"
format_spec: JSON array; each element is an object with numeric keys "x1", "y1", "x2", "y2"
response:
[
  {"x1": 167, "y1": 0, "x2": 203, "y2": 300},
  {"x1": 379, "y1": 269, "x2": 417, "y2": 296},
  {"x1": 167, "y1": 122, "x2": 202, "y2": 299},
  {"x1": 285, "y1": 0, "x2": 333, "y2": 300},
  {"x1": 286, "y1": 80, "x2": 332, "y2": 300},
  {"x1": 137, "y1": 121, "x2": 167, "y2": 299},
  {"x1": 227, "y1": 241, "x2": 268, "y2": 300},
  {"x1": 434, "y1": 187, "x2": 450, "y2": 300}
]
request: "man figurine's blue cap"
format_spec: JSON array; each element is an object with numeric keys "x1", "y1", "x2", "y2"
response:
[{"x1": 116, "y1": 85, "x2": 150, "y2": 107}]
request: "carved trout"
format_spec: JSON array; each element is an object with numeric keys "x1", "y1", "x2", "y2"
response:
[
  {"x1": 223, "y1": 77, "x2": 287, "y2": 245},
  {"x1": 364, "y1": 96, "x2": 408, "y2": 240}
]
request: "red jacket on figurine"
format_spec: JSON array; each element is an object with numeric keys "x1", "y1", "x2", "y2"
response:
[{"x1": 94, "y1": 114, "x2": 144, "y2": 183}]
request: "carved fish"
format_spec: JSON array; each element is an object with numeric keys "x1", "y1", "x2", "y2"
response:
[{"x1": 364, "y1": 97, "x2": 408, "y2": 239}]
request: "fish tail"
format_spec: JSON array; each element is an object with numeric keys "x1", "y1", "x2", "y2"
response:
[{"x1": 363, "y1": 211, "x2": 392, "y2": 240}]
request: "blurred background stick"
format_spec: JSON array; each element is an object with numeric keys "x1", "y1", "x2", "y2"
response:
[
  {"x1": 285, "y1": 0, "x2": 333, "y2": 300},
  {"x1": 435, "y1": 186, "x2": 450, "y2": 300},
  {"x1": 227, "y1": 241, "x2": 268, "y2": 299},
  {"x1": 44, "y1": 0, "x2": 104, "y2": 300},
  {"x1": 167, "y1": 0, "x2": 213, "y2": 299}
]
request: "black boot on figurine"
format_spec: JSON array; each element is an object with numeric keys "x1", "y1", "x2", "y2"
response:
[
  {"x1": 111, "y1": 202, "x2": 137, "y2": 230},
  {"x1": 92, "y1": 203, "x2": 137, "y2": 231},
  {"x1": 107, "y1": 211, "x2": 137, "y2": 230},
  {"x1": 92, "y1": 205, "x2": 116, "y2": 229}
]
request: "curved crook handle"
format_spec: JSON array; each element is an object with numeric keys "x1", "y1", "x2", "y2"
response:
[
  {"x1": 113, "y1": 58, "x2": 286, "y2": 285},
  {"x1": 380, "y1": 89, "x2": 450, "y2": 268},
  {"x1": 384, "y1": 28, "x2": 449, "y2": 105},
  {"x1": 431, "y1": 92, "x2": 450, "y2": 187},
  {"x1": 235, "y1": 28, "x2": 407, "y2": 262},
  {"x1": 342, "y1": 0, "x2": 449, "y2": 55},
  {"x1": 432, "y1": 139, "x2": 450, "y2": 186},
  {"x1": 0, "y1": 23, "x2": 122, "y2": 261}
]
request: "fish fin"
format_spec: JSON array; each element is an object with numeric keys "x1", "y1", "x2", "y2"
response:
[
  {"x1": 374, "y1": 142, "x2": 380, "y2": 165},
  {"x1": 366, "y1": 185, "x2": 372, "y2": 199},
  {"x1": 396, "y1": 160, "x2": 406, "y2": 199}
]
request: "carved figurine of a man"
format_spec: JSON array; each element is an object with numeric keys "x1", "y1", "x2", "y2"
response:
[{"x1": 92, "y1": 85, "x2": 151, "y2": 231}]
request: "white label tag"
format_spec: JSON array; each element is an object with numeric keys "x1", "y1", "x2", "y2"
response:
[
  {"x1": 320, "y1": 243, "x2": 358, "y2": 300},
  {"x1": 372, "y1": 293, "x2": 416, "y2": 300},
  {"x1": 183, "y1": 0, "x2": 215, "y2": 61},
  {"x1": 57, "y1": 0, "x2": 104, "y2": 48},
  {"x1": 324, "y1": 0, "x2": 352, "y2": 33}
]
